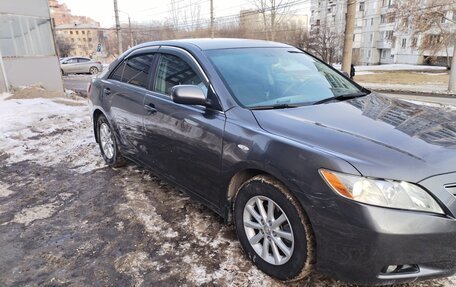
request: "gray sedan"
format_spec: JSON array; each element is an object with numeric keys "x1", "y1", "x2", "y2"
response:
[
  {"x1": 60, "y1": 57, "x2": 102, "y2": 75},
  {"x1": 88, "y1": 38, "x2": 456, "y2": 285}
]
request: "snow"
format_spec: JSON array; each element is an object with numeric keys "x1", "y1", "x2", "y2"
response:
[
  {"x1": 0, "y1": 92, "x2": 11, "y2": 100},
  {"x1": 362, "y1": 82, "x2": 449, "y2": 95},
  {"x1": 0, "y1": 96, "x2": 103, "y2": 173},
  {"x1": 333, "y1": 63, "x2": 448, "y2": 71}
]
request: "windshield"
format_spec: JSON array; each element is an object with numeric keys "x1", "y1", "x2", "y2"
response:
[{"x1": 205, "y1": 47, "x2": 364, "y2": 108}]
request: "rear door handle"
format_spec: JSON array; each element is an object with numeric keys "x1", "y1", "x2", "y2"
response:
[
  {"x1": 103, "y1": 88, "x2": 111, "y2": 95},
  {"x1": 144, "y1": 103, "x2": 157, "y2": 114}
]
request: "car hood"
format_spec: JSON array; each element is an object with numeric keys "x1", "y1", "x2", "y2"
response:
[{"x1": 252, "y1": 93, "x2": 456, "y2": 182}]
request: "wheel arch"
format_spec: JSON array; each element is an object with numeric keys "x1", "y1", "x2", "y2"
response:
[
  {"x1": 92, "y1": 109, "x2": 104, "y2": 143},
  {"x1": 225, "y1": 168, "x2": 308, "y2": 224}
]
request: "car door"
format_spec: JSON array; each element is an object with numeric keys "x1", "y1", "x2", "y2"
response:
[
  {"x1": 62, "y1": 58, "x2": 78, "y2": 73},
  {"x1": 101, "y1": 48, "x2": 157, "y2": 158},
  {"x1": 143, "y1": 47, "x2": 225, "y2": 206},
  {"x1": 76, "y1": 57, "x2": 90, "y2": 73}
]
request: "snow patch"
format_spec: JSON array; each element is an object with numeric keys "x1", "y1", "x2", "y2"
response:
[
  {"x1": 0, "y1": 183, "x2": 14, "y2": 197},
  {"x1": 10, "y1": 202, "x2": 60, "y2": 226},
  {"x1": 0, "y1": 97, "x2": 104, "y2": 173}
]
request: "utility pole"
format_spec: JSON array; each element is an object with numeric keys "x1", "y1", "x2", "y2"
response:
[
  {"x1": 128, "y1": 16, "x2": 133, "y2": 48},
  {"x1": 341, "y1": 0, "x2": 356, "y2": 74},
  {"x1": 449, "y1": 36, "x2": 456, "y2": 93},
  {"x1": 210, "y1": 0, "x2": 215, "y2": 38},
  {"x1": 114, "y1": 0, "x2": 122, "y2": 55}
]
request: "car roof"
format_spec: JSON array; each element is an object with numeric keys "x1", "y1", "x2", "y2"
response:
[{"x1": 133, "y1": 38, "x2": 293, "y2": 51}]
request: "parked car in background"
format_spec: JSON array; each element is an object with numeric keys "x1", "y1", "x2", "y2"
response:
[
  {"x1": 60, "y1": 57, "x2": 102, "y2": 75},
  {"x1": 88, "y1": 38, "x2": 456, "y2": 285}
]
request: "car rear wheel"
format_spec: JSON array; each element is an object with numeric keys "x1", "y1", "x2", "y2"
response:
[
  {"x1": 234, "y1": 175, "x2": 314, "y2": 281},
  {"x1": 97, "y1": 115, "x2": 125, "y2": 167},
  {"x1": 89, "y1": 66, "x2": 99, "y2": 74}
]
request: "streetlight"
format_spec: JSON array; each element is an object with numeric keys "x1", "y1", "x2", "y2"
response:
[{"x1": 118, "y1": 10, "x2": 134, "y2": 48}]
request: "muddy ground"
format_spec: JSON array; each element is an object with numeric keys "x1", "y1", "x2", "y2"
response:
[{"x1": 1, "y1": 93, "x2": 456, "y2": 287}]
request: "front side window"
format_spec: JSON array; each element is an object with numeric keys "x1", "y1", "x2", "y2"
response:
[
  {"x1": 121, "y1": 54, "x2": 155, "y2": 89},
  {"x1": 154, "y1": 54, "x2": 207, "y2": 96},
  {"x1": 206, "y1": 48, "x2": 363, "y2": 108}
]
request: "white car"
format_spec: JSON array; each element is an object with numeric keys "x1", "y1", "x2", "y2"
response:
[{"x1": 60, "y1": 57, "x2": 103, "y2": 75}]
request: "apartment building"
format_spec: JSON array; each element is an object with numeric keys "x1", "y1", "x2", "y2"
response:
[
  {"x1": 310, "y1": 0, "x2": 454, "y2": 66},
  {"x1": 55, "y1": 24, "x2": 104, "y2": 57},
  {"x1": 49, "y1": 0, "x2": 118, "y2": 61}
]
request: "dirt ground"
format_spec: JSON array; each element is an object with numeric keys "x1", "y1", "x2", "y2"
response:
[
  {"x1": 354, "y1": 70, "x2": 449, "y2": 85},
  {"x1": 1, "y1": 92, "x2": 456, "y2": 287}
]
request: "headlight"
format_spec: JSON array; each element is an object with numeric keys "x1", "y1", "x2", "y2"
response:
[{"x1": 319, "y1": 169, "x2": 444, "y2": 214}]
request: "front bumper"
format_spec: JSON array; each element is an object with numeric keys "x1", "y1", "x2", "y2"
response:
[{"x1": 297, "y1": 173, "x2": 456, "y2": 285}]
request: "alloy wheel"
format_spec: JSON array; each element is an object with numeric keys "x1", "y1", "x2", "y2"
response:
[
  {"x1": 99, "y1": 123, "x2": 114, "y2": 159},
  {"x1": 243, "y1": 195, "x2": 294, "y2": 265}
]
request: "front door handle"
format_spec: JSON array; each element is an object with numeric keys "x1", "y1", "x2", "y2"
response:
[
  {"x1": 144, "y1": 103, "x2": 157, "y2": 114},
  {"x1": 103, "y1": 88, "x2": 111, "y2": 95}
]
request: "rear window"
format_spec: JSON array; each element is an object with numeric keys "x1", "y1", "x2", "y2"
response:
[
  {"x1": 109, "y1": 61, "x2": 125, "y2": 82},
  {"x1": 121, "y1": 54, "x2": 155, "y2": 89},
  {"x1": 108, "y1": 54, "x2": 155, "y2": 89}
]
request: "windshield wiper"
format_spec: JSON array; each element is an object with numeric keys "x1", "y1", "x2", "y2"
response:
[
  {"x1": 249, "y1": 103, "x2": 300, "y2": 110},
  {"x1": 312, "y1": 92, "x2": 368, "y2": 105}
]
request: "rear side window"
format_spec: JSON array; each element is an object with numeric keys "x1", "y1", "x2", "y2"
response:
[
  {"x1": 78, "y1": 58, "x2": 90, "y2": 63},
  {"x1": 109, "y1": 61, "x2": 125, "y2": 82},
  {"x1": 154, "y1": 54, "x2": 207, "y2": 96},
  {"x1": 121, "y1": 54, "x2": 155, "y2": 89}
]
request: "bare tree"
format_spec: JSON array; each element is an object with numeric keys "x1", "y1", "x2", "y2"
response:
[
  {"x1": 275, "y1": 20, "x2": 309, "y2": 49},
  {"x1": 55, "y1": 35, "x2": 74, "y2": 57},
  {"x1": 395, "y1": 0, "x2": 456, "y2": 68},
  {"x1": 249, "y1": 0, "x2": 295, "y2": 41},
  {"x1": 308, "y1": 25, "x2": 343, "y2": 63},
  {"x1": 167, "y1": 0, "x2": 202, "y2": 34}
]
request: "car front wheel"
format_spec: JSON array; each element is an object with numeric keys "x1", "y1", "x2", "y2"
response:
[
  {"x1": 97, "y1": 114, "x2": 125, "y2": 167},
  {"x1": 234, "y1": 175, "x2": 314, "y2": 281}
]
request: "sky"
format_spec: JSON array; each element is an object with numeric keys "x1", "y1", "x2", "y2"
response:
[{"x1": 59, "y1": 0, "x2": 310, "y2": 28}]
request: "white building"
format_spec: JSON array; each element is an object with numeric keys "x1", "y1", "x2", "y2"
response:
[
  {"x1": 310, "y1": 0, "x2": 455, "y2": 65},
  {"x1": 0, "y1": 0, "x2": 63, "y2": 92}
]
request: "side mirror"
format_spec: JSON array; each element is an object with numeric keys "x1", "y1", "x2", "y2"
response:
[
  {"x1": 61, "y1": 61, "x2": 67, "y2": 65},
  {"x1": 171, "y1": 85, "x2": 207, "y2": 106}
]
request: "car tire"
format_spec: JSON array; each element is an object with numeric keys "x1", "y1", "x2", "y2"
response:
[
  {"x1": 89, "y1": 66, "x2": 99, "y2": 74},
  {"x1": 96, "y1": 114, "x2": 125, "y2": 167},
  {"x1": 234, "y1": 175, "x2": 314, "y2": 281}
]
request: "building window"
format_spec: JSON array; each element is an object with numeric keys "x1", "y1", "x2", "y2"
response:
[
  {"x1": 83, "y1": 38, "x2": 86, "y2": 42},
  {"x1": 70, "y1": 31, "x2": 73, "y2": 35},
  {"x1": 401, "y1": 38, "x2": 407, "y2": 48},
  {"x1": 88, "y1": 37, "x2": 92, "y2": 42},
  {"x1": 76, "y1": 31, "x2": 79, "y2": 35},
  {"x1": 0, "y1": 15, "x2": 55, "y2": 57},
  {"x1": 359, "y1": 2, "x2": 365, "y2": 11},
  {"x1": 384, "y1": 30, "x2": 393, "y2": 40},
  {"x1": 412, "y1": 37, "x2": 418, "y2": 47},
  {"x1": 82, "y1": 31, "x2": 85, "y2": 34},
  {"x1": 380, "y1": 15, "x2": 386, "y2": 23},
  {"x1": 371, "y1": 18, "x2": 374, "y2": 25},
  {"x1": 316, "y1": 19, "x2": 320, "y2": 26}
]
